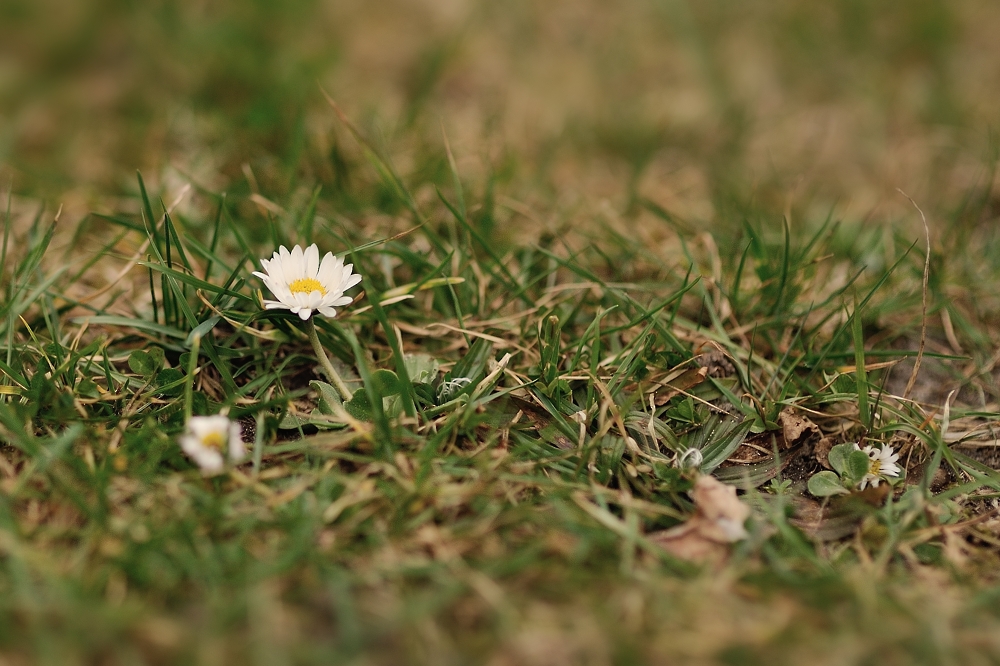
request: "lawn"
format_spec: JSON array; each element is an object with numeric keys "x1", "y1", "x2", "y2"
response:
[{"x1": 3, "y1": 1, "x2": 1000, "y2": 664}]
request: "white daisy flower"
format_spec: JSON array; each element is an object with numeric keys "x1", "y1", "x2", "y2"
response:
[
  {"x1": 853, "y1": 443, "x2": 901, "y2": 490},
  {"x1": 179, "y1": 415, "x2": 246, "y2": 474},
  {"x1": 253, "y1": 244, "x2": 362, "y2": 321}
]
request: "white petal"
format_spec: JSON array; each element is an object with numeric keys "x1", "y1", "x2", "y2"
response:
[
  {"x1": 180, "y1": 436, "x2": 225, "y2": 474},
  {"x1": 344, "y1": 272, "x2": 362, "y2": 290},
  {"x1": 318, "y1": 252, "x2": 338, "y2": 284},
  {"x1": 338, "y1": 264, "x2": 353, "y2": 288},
  {"x1": 179, "y1": 435, "x2": 201, "y2": 455},
  {"x1": 187, "y1": 415, "x2": 229, "y2": 438},
  {"x1": 277, "y1": 246, "x2": 299, "y2": 282},
  {"x1": 269, "y1": 258, "x2": 288, "y2": 286},
  {"x1": 192, "y1": 448, "x2": 225, "y2": 474},
  {"x1": 304, "y1": 244, "x2": 320, "y2": 277},
  {"x1": 228, "y1": 423, "x2": 246, "y2": 462},
  {"x1": 317, "y1": 306, "x2": 337, "y2": 318},
  {"x1": 256, "y1": 276, "x2": 278, "y2": 295}
]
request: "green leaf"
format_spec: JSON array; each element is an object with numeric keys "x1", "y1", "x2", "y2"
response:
[
  {"x1": 76, "y1": 378, "x2": 100, "y2": 399},
  {"x1": 74, "y1": 316, "x2": 187, "y2": 340},
  {"x1": 404, "y1": 354, "x2": 439, "y2": 385},
  {"x1": 140, "y1": 262, "x2": 253, "y2": 303},
  {"x1": 278, "y1": 410, "x2": 346, "y2": 431},
  {"x1": 449, "y1": 337, "x2": 493, "y2": 382},
  {"x1": 128, "y1": 350, "x2": 160, "y2": 377},
  {"x1": 713, "y1": 458, "x2": 780, "y2": 489},
  {"x1": 697, "y1": 417, "x2": 752, "y2": 473},
  {"x1": 370, "y1": 369, "x2": 402, "y2": 397},
  {"x1": 344, "y1": 389, "x2": 373, "y2": 421},
  {"x1": 344, "y1": 372, "x2": 404, "y2": 421},
  {"x1": 845, "y1": 449, "x2": 872, "y2": 485},
  {"x1": 186, "y1": 316, "x2": 222, "y2": 346},
  {"x1": 828, "y1": 443, "x2": 854, "y2": 476},
  {"x1": 155, "y1": 368, "x2": 185, "y2": 397},
  {"x1": 310, "y1": 380, "x2": 342, "y2": 414},
  {"x1": 413, "y1": 382, "x2": 437, "y2": 405},
  {"x1": 807, "y1": 471, "x2": 850, "y2": 497},
  {"x1": 278, "y1": 381, "x2": 351, "y2": 429},
  {"x1": 147, "y1": 346, "x2": 165, "y2": 370},
  {"x1": 279, "y1": 412, "x2": 315, "y2": 430},
  {"x1": 852, "y1": 300, "x2": 869, "y2": 429},
  {"x1": 191, "y1": 392, "x2": 209, "y2": 416}
]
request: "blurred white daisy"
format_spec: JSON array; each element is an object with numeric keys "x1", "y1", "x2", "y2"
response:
[
  {"x1": 180, "y1": 415, "x2": 246, "y2": 474},
  {"x1": 253, "y1": 244, "x2": 362, "y2": 321},
  {"x1": 853, "y1": 443, "x2": 901, "y2": 489}
]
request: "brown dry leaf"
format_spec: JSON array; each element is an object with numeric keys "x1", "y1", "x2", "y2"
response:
[
  {"x1": 856, "y1": 484, "x2": 892, "y2": 506},
  {"x1": 788, "y1": 496, "x2": 864, "y2": 541},
  {"x1": 942, "y1": 529, "x2": 970, "y2": 568},
  {"x1": 730, "y1": 409, "x2": 821, "y2": 464},
  {"x1": 649, "y1": 475, "x2": 750, "y2": 562},
  {"x1": 777, "y1": 409, "x2": 821, "y2": 450},
  {"x1": 813, "y1": 436, "x2": 835, "y2": 469},
  {"x1": 653, "y1": 367, "x2": 708, "y2": 406},
  {"x1": 696, "y1": 347, "x2": 736, "y2": 378}
]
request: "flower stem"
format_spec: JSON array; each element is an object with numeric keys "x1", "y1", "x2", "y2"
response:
[{"x1": 306, "y1": 318, "x2": 353, "y2": 401}]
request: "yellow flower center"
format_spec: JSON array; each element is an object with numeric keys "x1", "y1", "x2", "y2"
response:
[
  {"x1": 201, "y1": 432, "x2": 226, "y2": 451},
  {"x1": 869, "y1": 459, "x2": 881, "y2": 476},
  {"x1": 289, "y1": 277, "x2": 327, "y2": 295}
]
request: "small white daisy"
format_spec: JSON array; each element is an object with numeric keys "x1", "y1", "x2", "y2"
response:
[
  {"x1": 853, "y1": 443, "x2": 901, "y2": 490},
  {"x1": 179, "y1": 415, "x2": 246, "y2": 474},
  {"x1": 253, "y1": 244, "x2": 362, "y2": 321}
]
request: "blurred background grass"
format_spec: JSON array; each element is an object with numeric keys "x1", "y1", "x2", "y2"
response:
[
  {"x1": 2, "y1": 0, "x2": 998, "y2": 229},
  {"x1": 4, "y1": 3, "x2": 1000, "y2": 662}
]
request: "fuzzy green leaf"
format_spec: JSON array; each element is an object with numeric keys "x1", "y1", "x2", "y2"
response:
[
  {"x1": 344, "y1": 389, "x2": 373, "y2": 421},
  {"x1": 828, "y1": 443, "x2": 854, "y2": 476},
  {"x1": 310, "y1": 380, "x2": 342, "y2": 414},
  {"x1": 807, "y1": 471, "x2": 850, "y2": 497},
  {"x1": 844, "y1": 449, "x2": 872, "y2": 485},
  {"x1": 370, "y1": 369, "x2": 402, "y2": 397}
]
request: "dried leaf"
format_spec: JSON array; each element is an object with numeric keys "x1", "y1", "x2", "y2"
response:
[
  {"x1": 942, "y1": 530, "x2": 969, "y2": 568},
  {"x1": 814, "y1": 436, "x2": 835, "y2": 469},
  {"x1": 649, "y1": 475, "x2": 750, "y2": 562},
  {"x1": 789, "y1": 487, "x2": 890, "y2": 542},
  {"x1": 650, "y1": 521, "x2": 725, "y2": 562},
  {"x1": 855, "y1": 483, "x2": 892, "y2": 506},
  {"x1": 653, "y1": 367, "x2": 708, "y2": 406},
  {"x1": 777, "y1": 409, "x2": 820, "y2": 449},
  {"x1": 696, "y1": 346, "x2": 736, "y2": 378},
  {"x1": 788, "y1": 496, "x2": 863, "y2": 541},
  {"x1": 691, "y1": 474, "x2": 752, "y2": 541}
]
